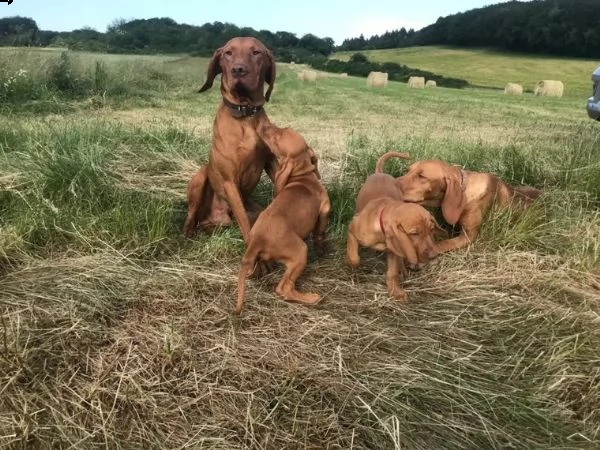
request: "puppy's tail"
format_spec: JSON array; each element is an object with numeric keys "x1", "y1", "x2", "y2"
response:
[
  {"x1": 514, "y1": 186, "x2": 542, "y2": 201},
  {"x1": 235, "y1": 243, "x2": 260, "y2": 315},
  {"x1": 375, "y1": 151, "x2": 411, "y2": 174}
]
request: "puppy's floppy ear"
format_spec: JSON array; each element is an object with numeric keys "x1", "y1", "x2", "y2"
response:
[
  {"x1": 386, "y1": 223, "x2": 419, "y2": 266},
  {"x1": 441, "y1": 173, "x2": 466, "y2": 225},
  {"x1": 274, "y1": 158, "x2": 293, "y2": 194},
  {"x1": 264, "y1": 49, "x2": 276, "y2": 102},
  {"x1": 198, "y1": 48, "x2": 223, "y2": 93}
]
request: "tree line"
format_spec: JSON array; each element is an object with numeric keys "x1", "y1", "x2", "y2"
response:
[
  {"x1": 0, "y1": 16, "x2": 335, "y2": 60},
  {"x1": 339, "y1": 0, "x2": 600, "y2": 59}
]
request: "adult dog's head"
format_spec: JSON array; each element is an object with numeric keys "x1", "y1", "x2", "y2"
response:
[
  {"x1": 396, "y1": 160, "x2": 466, "y2": 225},
  {"x1": 382, "y1": 203, "x2": 445, "y2": 270},
  {"x1": 198, "y1": 37, "x2": 276, "y2": 107}
]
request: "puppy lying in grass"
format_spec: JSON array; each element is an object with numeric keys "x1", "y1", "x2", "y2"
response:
[
  {"x1": 396, "y1": 159, "x2": 542, "y2": 253},
  {"x1": 347, "y1": 152, "x2": 444, "y2": 301},
  {"x1": 235, "y1": 126, "x2": 330, "y2": 315}
]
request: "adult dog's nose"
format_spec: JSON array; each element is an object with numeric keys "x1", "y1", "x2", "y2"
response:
[{"x1": 231, "y1": 65, "x2": 248, "y2": 78}]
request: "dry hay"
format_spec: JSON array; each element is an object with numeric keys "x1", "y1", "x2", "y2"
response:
[
  {"x1": 340, "y1": 72, "x2": 348, "y2": 78},
  {"x1": 298, "y1": 70, "x2": 317, "y2": 82},
  {"x1": 366, "y1": 71, "x2": 388, "y2": 88},
  {"x1": 425, "y1": 80, "x2": 437, "y2": 88},
  {"x1": 534, "y1": 80, "x2": 564, "y2": 97},
  {"x1": 504, "y1": 83, "x2": 524, "y2": 95},
  {"x1": 408, "y1": 76, "x2": 425, "y2": 89}
]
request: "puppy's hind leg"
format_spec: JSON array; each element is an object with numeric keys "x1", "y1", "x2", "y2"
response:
[{"x1": 275, "y1": 235, "x2": 321, "y2": 305}]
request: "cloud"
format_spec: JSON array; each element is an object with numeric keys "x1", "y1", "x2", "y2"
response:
[{"x1": 347, "y1": 16, "x2": 427, "y2": 39}]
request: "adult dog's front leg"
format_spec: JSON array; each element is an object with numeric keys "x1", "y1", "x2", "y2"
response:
[{"x1": 223, "y1": 181, "x2": 254, "y2": 242}]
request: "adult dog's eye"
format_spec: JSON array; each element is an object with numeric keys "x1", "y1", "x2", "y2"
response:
[
  {"x1": 252, "y1": 50, "x2": 261, "y2": 55},
  {"x1": 224, "y1": 50, "x2": 233, "y2": 56}
]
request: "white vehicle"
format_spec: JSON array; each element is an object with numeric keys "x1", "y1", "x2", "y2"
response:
[{"x1": 586, "y1": 66, "x2": 600, "y2": 121}]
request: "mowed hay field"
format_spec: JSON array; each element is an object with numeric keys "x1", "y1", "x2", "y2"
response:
[
  {"x1": 1, "y1": 47, "x2": 600, "y2": 449},
  {"x1": 333, "y1": 45, "x2": 600, "y2": 98}
]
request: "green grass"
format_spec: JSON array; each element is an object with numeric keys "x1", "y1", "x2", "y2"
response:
[
  {"x1": 1, "y1": 47, "x2": 600, "y2": 449},
  {"x1": 333, "y1": 45, "x2": 600, "y2": 98}
]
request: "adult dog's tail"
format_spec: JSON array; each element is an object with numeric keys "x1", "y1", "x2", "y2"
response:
[{"x1": 375, "y1": 151, "x2": 411, "y2": 174}]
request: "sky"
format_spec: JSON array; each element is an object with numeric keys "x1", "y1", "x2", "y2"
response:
[{"x1": 1, "y1": 1, "x2": 519, "y2": 45}]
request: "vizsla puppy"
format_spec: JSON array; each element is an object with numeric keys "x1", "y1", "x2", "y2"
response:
[
  {"x1": 346, "y1": 198, "x2": 443, "y2": 301},
  {"x1": 235, "y1": 127, "x2": 330, "y2": 315},
  {"x1": 355, "y1": 151, "x2": 411, "y2": 213},
  {"x1": 396, "y1": 160, "x2": 542, "y2": 253},
  {"x1": 183, "y1": 37, "x2": 277, "y2": 241}
]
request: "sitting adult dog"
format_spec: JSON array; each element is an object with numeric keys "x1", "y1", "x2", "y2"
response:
[
  {"x1": 396, "y1": 160, "x2": 542, "y2": 253},
  {"x1": 183, "y1": 37, "x2": 277, "y2": 241},
  {"x1": 235, "y1": 127, "x2": 330, "y2": 315},
  {"x1": 346, "y1": 198, "x2": 442, "y2": 301}
]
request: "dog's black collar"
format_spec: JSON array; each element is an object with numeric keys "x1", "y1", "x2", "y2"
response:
[{"x1": 223, "y1": 98, "x2": 262, "y2": 118}]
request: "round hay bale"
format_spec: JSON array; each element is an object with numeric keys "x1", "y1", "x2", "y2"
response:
[
  {"x1": 504, "y1": 82, "x2": 523, "y2": 95},
  {"x1": 367, "y1": 71, "x2": 388, "y2": 88},
  {"x1": 425, "y1": 80, "x2": 437, "y2": 88},
  {"x1": 534, "y1": 80, "x2": 564, "y2": 97},
  {"x1": 408, "y1": 76, "x2": 425, "y2": 89},
  {"x1": 340, "y1": 72, "x2": 348, "y2": 78},
  {"x1": 298, "y1": 70, "x2": 317, "y2": 82},
  {"x1": 290, "y1": 61, "x2": 295, "y2": 65}
]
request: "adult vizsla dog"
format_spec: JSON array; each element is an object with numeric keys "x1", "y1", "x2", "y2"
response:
[
  {"x1": 396, "y1": 160, "x2": 542, "y2": 253},
  {"x1": 355, "y1": 151, "x2": 411, "y2": 213},
  {"x1": 346, "y1": 198, "x2": 442, "y2": 301},
  {"x1": 235, "y1": 127, "x2": 330, "y2": 315},
  {"x1": 182, "y1": 37, "x2": 277, "y2": 241}
]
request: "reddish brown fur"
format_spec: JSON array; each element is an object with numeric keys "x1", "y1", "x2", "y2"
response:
[
  {"x1": 182, "y1": 37, "x2": 277, "y2": 242},
  {"x1": 396, "y1": 160, "x2": 541, "y2": 253},
  {"x1": 346, "y1": 198, "x2": 443, "y2": 301},
  {"x1": 236, "y1": 126, "x2": 330, "y2": 315},
  {"x1": 354, "y1": 151, "x2": 411, "y2": 213}
]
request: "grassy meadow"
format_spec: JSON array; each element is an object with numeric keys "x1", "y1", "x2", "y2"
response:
[
  {"x1": 1, "y1": 46, "x2": 600, "y2": 449},
  {"x1": 333, "y1": 45, "x2": 600, "y2": 98}
]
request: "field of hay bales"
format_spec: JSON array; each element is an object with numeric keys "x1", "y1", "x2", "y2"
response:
[
  {"x1": 333, "y1": 46, "x2": 600, "y2": 98},
  {"x1": 1, "y1": 47, "x2": 600, "y2": 449}
]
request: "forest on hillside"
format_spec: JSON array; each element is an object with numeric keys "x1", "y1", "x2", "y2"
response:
[{"x1": 339, "y1": 0, "x2": 600, "y2": 59}]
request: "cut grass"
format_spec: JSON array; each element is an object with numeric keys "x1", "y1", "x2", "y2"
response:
[{"x1": 1, "y1": 47, "x2": 600, "y2": 448}]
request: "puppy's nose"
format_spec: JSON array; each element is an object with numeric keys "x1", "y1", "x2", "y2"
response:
[
  {"x1": 427, "y1": 248, "x2": 438, "y2": 260},
  {"x1": 231, "y1": 65, "x2": 248, "y2": 78}
]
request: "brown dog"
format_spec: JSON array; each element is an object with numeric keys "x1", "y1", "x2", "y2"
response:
[
  {"x1": 235, "y1": 127, "x2": 330, "y2": 315},
  {"x1": 183, "y1": 37, "x2": 277, "y2": 240},
  {"x1": 396, "y1": 160, "x2": 542, "y2": 253},
  {"x1": 346, "y1": 198, "x2": 442, "y2": 301},
  {"x1": 355, "y1": 151, "x2": 411, "y2": 213}
]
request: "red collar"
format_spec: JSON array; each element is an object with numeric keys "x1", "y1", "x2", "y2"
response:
[{"x1": 379, "y1": 207, "x2": 386, "y2": 237}]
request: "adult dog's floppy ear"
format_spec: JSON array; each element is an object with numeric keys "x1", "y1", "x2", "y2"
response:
[
  {"x1": 264, "y1": 50, "x2": 276, "y2": 102},
  {"x1": 441, "y1": 173, "x2": 466, "y2": 225},
  {"x1": 385, "y1": 223, "x2": 419, "y2": 266},
  {"x1": 198, "y1": 48, "x2": 222, "y2": 93}
]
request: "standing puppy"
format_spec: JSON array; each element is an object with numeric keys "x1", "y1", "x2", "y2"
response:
[
  {"x1": 346, "y1": 198, "x2": 443, "y2": 301},
  {"x1": 235, "y1": 127, "x2": 330, "y2": 315}
]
